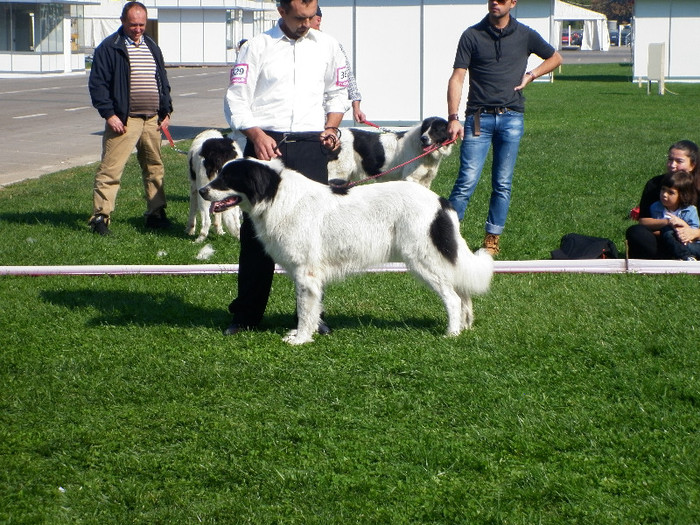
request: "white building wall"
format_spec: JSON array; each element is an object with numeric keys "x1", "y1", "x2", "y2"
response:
[
  {"x1": 321, "y1": 0, "x2": 555, "y2": 124},
  {"x1": 158, "y1": 9, "x2": 183, "y2": 62},
  {"x1": 633, "y1": 0, "x2": 700, "y2": 82}
]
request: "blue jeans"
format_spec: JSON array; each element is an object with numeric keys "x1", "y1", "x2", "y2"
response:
[{"x1": 448, "y1": 110, "x2": 524, "y2": 234}]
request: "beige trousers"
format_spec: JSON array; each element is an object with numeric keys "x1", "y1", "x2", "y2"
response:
[{"x1": 91, "y1": 115, "x2": 166, "y2": 222}]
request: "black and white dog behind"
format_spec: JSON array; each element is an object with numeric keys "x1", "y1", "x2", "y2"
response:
[
  {"x1": 327, "y1": 116, "x2": 454, "y2": 189},
  {"x1": 186, "y1": 129, "x2": 243, "y2": 242},
  {"x1": 200, "y1": 157, "x2": 493, "y2": 345}
]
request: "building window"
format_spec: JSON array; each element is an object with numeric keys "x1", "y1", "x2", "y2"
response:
[
  {"x1": 226, "y1": 9, "x2": 241, "y2": 50},
  {"x1": 0, "y1": 2, "x2": 64, "y2": 53},
  {"x1": 70, "y1": 5, "x2": 85, "y2": 52}
]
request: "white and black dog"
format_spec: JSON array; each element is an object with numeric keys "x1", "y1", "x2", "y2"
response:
[
  {"x1": 200, "y1": 157, "x2": 493, "y2": 345},
  {"x1": 186, "y1": 129, "x2": 243, "y2": 242},
  {"x1": 327, "y1": 116, "x2": 454, "y2": 189}
]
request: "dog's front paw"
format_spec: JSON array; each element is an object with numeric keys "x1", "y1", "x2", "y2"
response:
[{"x1": 283, "y1": 329, "x2": 314, "y2": 345}]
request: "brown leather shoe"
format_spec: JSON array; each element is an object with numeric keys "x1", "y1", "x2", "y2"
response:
[{"x1": 482, "y1": 233, "x2": 500, "y2": 256}]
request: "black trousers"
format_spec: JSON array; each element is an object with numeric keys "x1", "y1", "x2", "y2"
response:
[
  {"x1": 228, "y1": 132, "x2": 329, "y2": 326},
  {"x1": 625, "y1": 224, "x2": 673, "y2": 259}
]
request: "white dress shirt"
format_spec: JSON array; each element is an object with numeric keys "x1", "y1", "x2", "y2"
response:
[{"x1": 225, "y1": 23, "x2": 350, "y2": 133}]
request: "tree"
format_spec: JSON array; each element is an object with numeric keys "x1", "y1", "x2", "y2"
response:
[{"x1": 590, "y1": 0, "x2": 634, "y2": 23}]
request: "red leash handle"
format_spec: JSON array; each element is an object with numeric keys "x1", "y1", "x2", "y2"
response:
[
  {"x1": 161, "y1": 126, "x2": 188, "y2": 155},
  {"x1": 162, "y1": 126, "x2": 176, "y2": 148}
]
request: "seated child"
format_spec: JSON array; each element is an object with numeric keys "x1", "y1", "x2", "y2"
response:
[{"x1": 639, "y1": 170, "x2": 700, "y2": 261}]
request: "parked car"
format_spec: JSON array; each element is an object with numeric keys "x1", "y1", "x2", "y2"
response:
[
  {"x1": 561, "y1": 33, "x2": 570, "y2": 46},
  {"x1": 610, "y1": 27, "x2": 632, "y2": 46}
]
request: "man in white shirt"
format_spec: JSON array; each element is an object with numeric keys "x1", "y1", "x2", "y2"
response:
[{"x1": 223, "y1": 0, "x2": 349, "y2": 336}]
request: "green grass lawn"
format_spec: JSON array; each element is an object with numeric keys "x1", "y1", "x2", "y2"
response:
[{"x1": 1, "y1": 63, "x2": 699, "y2": 524}]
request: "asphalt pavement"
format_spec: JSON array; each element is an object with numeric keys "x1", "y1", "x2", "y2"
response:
[
  {"x1": 0, "y1": 47, "x2": 632, "y2": 188},
  {"x1": 0, "y1": 66, "x2": 231, "y2": 187}
]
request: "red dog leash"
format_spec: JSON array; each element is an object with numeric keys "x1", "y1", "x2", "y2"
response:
[
  {"x1": 162, "y1": 126, "x2": 188, "y2": 155},
  {"x1": 335, "y1": 137, "x2": 457, "y2": 189},
  {"x1": 362, "y1": 120, "x2": 398, "y2": 134}
]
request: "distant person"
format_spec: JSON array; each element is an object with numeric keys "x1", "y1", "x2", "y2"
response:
[
  {"x1": 445, "y1": 0, "x2": 562, "y2": 256},
  {"x1": 310, "y1": 6, "x2": 366, "y2": 123},
  {"x1": 88, "y1": 1, "x2": 173, "y2": 235},
  {"x1": 222, "y1": 0, "x2": 349, "y2": 336},
  {"x1": 639, "y1": 171, "x2": 700, "y2": 261},
  {"x1": 627, "y1": 140, "x2": 700, "y2": 259}
]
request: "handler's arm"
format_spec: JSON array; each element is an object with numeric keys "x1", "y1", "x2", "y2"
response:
[
  {"x1": 447, "y1": 68, "x2": 467, "y2": 141},
  {"x1": 514, "y1": 51, "x2": 563, "y2": 91},
  {"x1": 320, "y1": 112, "x2": 344, "y2": 151}
]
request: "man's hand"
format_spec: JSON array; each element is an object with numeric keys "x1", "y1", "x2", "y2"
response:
[
  {"x1": 352, "y1": 101, "x2": 366, "y2": 124},
  {"x1": 106, "y1": 115, "x2": 126, "y2": 134},
  {"x1": 320, "y1": 127, "x2": 340, "y2": 151},
  {"x1": 243, "y1": 127, "x2": 281, "y2": 160},
  {"x1": 448, "y1": 119, "x2": 464, "y2": 141},
  {"x1": 158, "y1": 115, "x2": 170, "y2": 132}
]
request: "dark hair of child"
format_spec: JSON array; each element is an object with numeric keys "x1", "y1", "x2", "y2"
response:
[{"x1": 660, "y1": 170, "x2": 698, "y2": 208}]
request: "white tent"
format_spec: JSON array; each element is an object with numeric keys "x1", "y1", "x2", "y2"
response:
[{"x1": 553, "y1": 0, "x2": 610, "y2": 51}]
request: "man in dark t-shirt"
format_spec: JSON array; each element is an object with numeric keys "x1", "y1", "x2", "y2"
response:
[{"x1": 446, "y1": 0, "x2": 562, "y2": 256}]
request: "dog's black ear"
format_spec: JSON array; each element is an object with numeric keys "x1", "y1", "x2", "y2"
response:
[{"x1": 246, "y1": 161, "x2": 281, "y2": 204}]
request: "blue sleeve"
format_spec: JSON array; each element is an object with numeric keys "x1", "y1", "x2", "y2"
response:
[
  {"x1": 681, "y1": 206, "x2": 700, "y2": 229},
  {"x1": 649, "y1": 201, "x2": 665, "y2": 219}
]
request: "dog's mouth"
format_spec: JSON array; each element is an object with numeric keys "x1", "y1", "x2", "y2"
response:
[{"x1": 209, "y1": 196, "x2": 241, "y2": 213}]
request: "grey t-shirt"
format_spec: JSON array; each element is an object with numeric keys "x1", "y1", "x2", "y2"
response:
[{"x1": 453, "y1": 15, "x2": 555, "y2": 114}]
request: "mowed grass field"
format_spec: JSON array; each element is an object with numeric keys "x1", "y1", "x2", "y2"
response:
[{"x1": 1, "y1": 63, "x2": 698, "y2": 524}]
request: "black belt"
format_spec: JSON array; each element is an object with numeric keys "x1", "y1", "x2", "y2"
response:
[
  {"x1": 129, "y1": 113, "x2": 157, "y2": 119},
  {"x1": 265, "y1": 130, "x2": 321, "y2": 143},
  {"x1": 468, "y1": 106, "x2": 511, "y2": 116},
  {"x1": 467, "y1": 107, "x2": 515, "y2": 136}
]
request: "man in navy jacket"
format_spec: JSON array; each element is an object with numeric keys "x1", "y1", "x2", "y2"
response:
[{"x1": 88, "y1": 1, "x2": 173, "y2": 235}]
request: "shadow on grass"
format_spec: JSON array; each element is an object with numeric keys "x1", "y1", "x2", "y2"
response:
[
  {"x1": 41, "y1": 288, "x2": 229, "y2": 328},
  {"x1": 40, "y1": 288, "x2": 439, "y2": 334},
  {"x1": 0, "y1": 210, "x2": 85, "y2": 230},
  {"x1": 557, "y1": 73, "x2": 632, "y2": 83}
]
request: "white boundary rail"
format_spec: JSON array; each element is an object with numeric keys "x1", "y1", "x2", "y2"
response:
[{"x1": 1, "y1": 260, "x2": 699, "y2": 276}]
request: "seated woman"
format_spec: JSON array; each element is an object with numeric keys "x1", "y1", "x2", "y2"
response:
[{"x1": 626, "y1": 140, "x2": 700, "y2": 259}]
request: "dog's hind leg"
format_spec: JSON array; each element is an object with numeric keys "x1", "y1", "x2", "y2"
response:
[
  {"x1": 408, "y1": 264, "x2": 464, "y2": 336},
  {"x1": 284, "y1": 273, "x2": 323, "y2": 345},
  {"x1": 438, "y1": 286, "x2": 464, "y2": 336},
  {"x1": 460, "y1": 294, "x2": 474, "y2": 330}
]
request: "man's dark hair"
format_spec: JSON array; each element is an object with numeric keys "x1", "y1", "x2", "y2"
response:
[
  {"x1": 121, "y1": 1, "x2": 148, "y2": 20},
  {"x1": 278, "y1": 0, "x2": 315, "y2": 11}
]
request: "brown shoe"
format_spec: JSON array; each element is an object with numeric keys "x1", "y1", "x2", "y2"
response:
[{"x1": 482, "y1": 233, "x2": 500, "y2": 256}]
